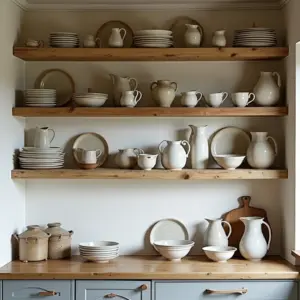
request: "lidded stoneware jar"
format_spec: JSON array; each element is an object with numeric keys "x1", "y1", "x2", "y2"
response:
[
  {"x1": 45, "y1": 222, "x2": 73, "y2": 259},
  {"x1": 15, "y1": 225, "x2": 50, "y2": 262}
]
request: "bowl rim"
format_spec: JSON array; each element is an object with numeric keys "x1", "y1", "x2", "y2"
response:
[
  {"x1": 213, "y1": 155, "x2": 246, "y2": 159},
  {"x1": 202, "y1": 246, "x2": 237, "y2": 253},
  {"x1": 154, "y1": 240, "x2": 195, "y2": 247}
]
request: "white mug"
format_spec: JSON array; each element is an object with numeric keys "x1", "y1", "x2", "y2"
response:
[
  {"x1": 181, "y1": 91, "x2": 203, "y2": 107},
  {"x1": 77, "y1": 149, "x2": 101, "y2": 164},
  {"x1": 120, "y1": 90, "x2": 142, "y2": 107},
  {"x1": 205, "y1": 92, "x2": 228, "y2": 107},
  {"x1": 232, "y1": 92, "x2": 256, "y2": 107}
]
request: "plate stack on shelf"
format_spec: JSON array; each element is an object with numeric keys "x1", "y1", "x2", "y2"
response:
[
  {"x1": 73, "y1": 93, "x2": 108, "y2": 107},
  {"x1": 19, "y1": 147, "x2": 65, "y2": 169},
  {"x1": 79, "y1": 241, "x2": 119, "y2": 263},
  {"x1": 134, "y1": 30, "x2": 173, "y2": 48},
  {"x1": 24, "y1": 89, "x2": 57, "y2": 107},
  {"x1": 49, "y1": 32, "x2": 80, "y2": 48},
  {"x1": 233, "y1": 28, "x2": 277, "y2": 47}
]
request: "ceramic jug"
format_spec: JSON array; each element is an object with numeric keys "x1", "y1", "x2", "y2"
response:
[
  {"x1": 151, "y1": 80, "x2": 178, "y2": 107},
  {"x1": 110, "y1": 74, "x2": 138, "y2": 106},
  {"x1": 184, "y1": 24, "x2": 201, "y2": 47},
  {"x1": 115, "y1": 148, "x2": 144, "y2": 169},
  {"x1": 181, "y1": 91, "x2": 203, "y2": 107},
  {"x1": 189, "y1": 125, "x2": 209, "y2": 169},
  {"x1": 239, "y1": 217, "x2": 272, "y2": 261},
  {"x1": 253, "y1": 72, "x2": 281, "y2": 106},
  {"x1": 212, "y1": 30, "x2": 226, "y2": 47},
  {"x1": 108, "y1": 28, "x2": 126, "y2": 48},
  {"x1": 83, "y1": 35, "x2": 100, "y2": 48},
  {"x1": 34, "y1": 127, "x2": 55, "y2": 148},
  {"x1": 75, "y1": 148, "x2": 102, "y2": 164},
  {"x1": 246, "y1": 132, "x2": 277, "y2": 169},
  {"x1": 158, "y1": 140, "x2": 190, "y2": 170},
  {"x1": 203, "y1": 218, "x2": 232, "y2": 247},
  {"x1": 120, "y1": 90, "x2": 143, "y2": 107}
]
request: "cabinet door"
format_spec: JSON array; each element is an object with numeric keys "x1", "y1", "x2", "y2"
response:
[
  {"x1": 155, "y1": 281, "x2": 297, "y2": 300},
  {"x1": 3, "y1": 280, "x2": 74, "y2": 299},
  {"x1": 76, "y1": 281, "x2": 151, "y2": 300}
]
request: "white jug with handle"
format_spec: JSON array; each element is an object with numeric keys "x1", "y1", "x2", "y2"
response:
[
  {"x1": 108, "y1": 28, "x2": 126, "y2": 48},
  {"x1": 34, "y1": 127, "x2": 55, "y2": 148},
  {"x1": 75, "y1": 148, "x2": 101, "y2": 164},
  {"x1": 239, "y1": 217, "x2": 272, "y2": 261}
]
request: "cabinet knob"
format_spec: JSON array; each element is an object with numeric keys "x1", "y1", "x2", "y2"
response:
[
  {"x1": 140, "y1": 284, "x2": 148, "y2": 291},
  {"x1": 38, "y1": 291, "x2": 57, "y2": 296},
  {"x1": 205, "y1": 288, "x2": 248, "y2": 295}
]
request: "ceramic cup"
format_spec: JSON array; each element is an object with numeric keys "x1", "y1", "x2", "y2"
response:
[
  {"x1": 205, "y1": 92, "x2": 228, "y2": 107},
  {"x1": 25, "y1": 39, "x2": 44, "y2": 48},
  {"x1": 137, "y1": 154, "x2": 158, "y2": 171},
  {"x1": 78, "y1": 149, "x2": 102, "y2": 164},
  {"x1": 120, "y1": 90, "x2": 142, "y2": 107},
  {"x1": 181, "y1": 91, "x2": 203, "y2": 107},
  {"x1": 231, "y1": 92, "x2": 256, "y2": 107}
]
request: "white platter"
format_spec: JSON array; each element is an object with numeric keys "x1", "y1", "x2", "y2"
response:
[
  {"x1": 135, "y1": 29, "x2": 172, "y2": 36},
  {"x1": 50, "y1": 32, "x2": 78, "y2": 35}
]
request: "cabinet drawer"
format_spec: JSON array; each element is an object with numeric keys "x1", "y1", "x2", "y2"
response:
[
  {"x1": 3, "y1": 280, "x2": 73, "y2": 299},
  {"x1": 155, "y1": 281, "x2": 297, "y2": 300},
  {"x1": 76, "y1": 280, "x2": 151, "y2": 300}
]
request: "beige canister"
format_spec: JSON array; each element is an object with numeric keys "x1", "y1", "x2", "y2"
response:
[
  {"x1": 15, "y1": 225, "x2": 50, "y2": 262},
  {"x1": 45, "y1": 222, "x2": 73, "y2": 259}
]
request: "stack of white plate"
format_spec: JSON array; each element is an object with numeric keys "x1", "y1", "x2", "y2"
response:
[
  {"x1": 19, "y1": 147, "x2": 64, "y2": 169},
  {"x1": 49, "y1": 32, "x2": 80, "y2": 48},
  {"x1": 79, "y1": 241, "x2": 119, "y2": 263},
  {"x1": 24, "y1": 89, "x2": 57, "y2": 107},
  {"x1": 134, "y1": 30, "x2": 173, "y2": 48},
  {"x1": 233, "y1": 28, "x2": 277, "y2": 47},
  {"x1": 73, "y1": 93, "x2": 108, "y2": 107}
]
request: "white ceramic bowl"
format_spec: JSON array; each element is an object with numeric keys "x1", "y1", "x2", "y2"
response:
[
  {"x1": 202, "y1": 246, "x2": 237, "y2": 263},
  {"x1": 214, "y1": 155, "x2": 245, "y2": 170},
  {"x1": 74, "y1": 96, "x2": 107, "y2": 107},
  {"x1": 79, "y1": 241, "x2": 119, "y2": 248},
  {"x1": 154, "y1": 240, "x2": 194, "y2": 247},
  {"x1": 137, "y1": 154, "x2": 158, "y2": 171}
]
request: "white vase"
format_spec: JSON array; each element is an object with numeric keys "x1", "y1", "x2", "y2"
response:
[
  {"x1": 212, "y1": 30, "x2": 226, "y2": 47},
  {"x1": 239, "y1": 217, "x2": 272, "y2": 261},
  {"x1": 203, "y1": 218, "x2": 232, "y2": 247},
  {"x1": 246, "y1": 132, "x2": 277, "y2": 169},
  {"x1": 253, "y1": 72, "x2": 281, "y2": 106},
  {"x1": 158, "y1": 140, "x2": 190, "y2": 170},
  {"x1": 189, "y1": 125, "x2": 209, "y2": 169},
  {"x1": 184, "y1": 24, "x2": 201, "y2": 48},
  {"x1": 150, "y1": 80, "x2": 177, "y2": 107}
]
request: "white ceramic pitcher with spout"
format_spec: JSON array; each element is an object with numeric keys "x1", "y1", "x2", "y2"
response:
[
  {"x1": 75, "y1": 148, "x2": 101, "y2": 164},
  {"x1": 158, "y1": 140, "x2": 190, "y2": 170},
  {"x1": 239, "y1": 217, "x2": 272, "y2": 261},
  {"x1": 34, "y1": 127, "x2": 55, "y2": 148},
  {"x1": 203, "y1": 218, "x2": 232, "y2": 247},
  {"x1": 110, "y1": 74, "x2": 138, "y2": 107},
  {"x1": 108, "y1": 28, "x2": 126, "y2": 48}
]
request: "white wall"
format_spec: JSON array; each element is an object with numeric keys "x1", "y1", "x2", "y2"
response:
[
  {"x1": 23, "y1": 10, "x2": 286, "y2": 255},
  {"x1": 0, "y1": 0, "x2": 26, "y2": 266}
]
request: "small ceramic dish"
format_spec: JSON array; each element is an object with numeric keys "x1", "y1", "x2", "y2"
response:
[
  {"x1": 214, "y1": 155, "x2": 245, "y2": 170},
  {"x1": 202, "y1": 246, "x2": 237, "y2": 263}
]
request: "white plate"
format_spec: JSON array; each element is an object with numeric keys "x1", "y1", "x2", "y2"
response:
[
  {"x1": 210, "y1": 127, "x2": 251, "y2": 157},
  {"x1": 20, "y1": 166, "x2": 64, "y2": 169},
  {"x1": 150, "y1": 218, "x2": 189, "y2": 252},
  {"x1": 79, "y1": 241, "x2": 119, "y2": 247},
  {"x1": 134, "y1": 36, "x2": 173, "y2": 40},
  {"x1": 22, "y1": 147, "x2": 62, "y2": 152},
  {"x1": 135, "y1": 30, "x2": 172, "y2": 36},
  {"x1": 26, "y1": 104, "x2": 57, "y2": 107},
  {"x1": 50, "y1": 32, "x2": 78, "y2": 35},
  {"x1": 50, "y1": 45, "x2": 79, "y2": 48},
  {"x1": 135, "y1": 44, "x2": 173, "y2": 48}
]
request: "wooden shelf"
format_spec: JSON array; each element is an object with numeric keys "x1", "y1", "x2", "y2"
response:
[
  {"x1": 12, "y1": 107, "x2": 288, "y2": 117},
  {"x1": 11, "y1": 169, "x2": 288, "y2": 180},
  {"x1": 13, "y1": 47, "x2": 289, "y2": 61}
]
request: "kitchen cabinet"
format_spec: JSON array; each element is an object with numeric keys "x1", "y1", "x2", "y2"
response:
[
  {"x1": 154, "y1": 281, "x2": 298, "y2": 300},
  {"x1": 76, "y1": 280, "x2": 151, "y2": 300},
  {"x1": 3, "y1": 280, "x2": 74, "y2": 299}
]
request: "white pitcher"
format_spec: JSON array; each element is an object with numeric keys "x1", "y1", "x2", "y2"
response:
[
  {"x1": 189, "y1": 125, "x2": 209, "y2": 169},
  {"x1": 246, "y1": 132, "x2": 277, "y2": 169},
  {"x1": 158, "y1": 140, "x2": 190, "y2": 170},
  {"x1": 203, "y1": 218, "x2": 232, "y2": 247},
  {"x1": 184, "y1": 24, "x2": 201, "y2": 47},
  {"x1": 108, "y1": 28, "x2": 126, "y2": 48},
  {"x1": 34, "y1": 127, "x2": 55, "y2": 148},
  {"x1": 239, "y1": 217, "x2": 272, "y2": 261},
  {"x1": 75, "y1": 148, "x2": 101, "y2": 164},
  {"x1": 212, "y1": 30, "x2": 226, "y2": 47},
  {"x1": 115, "y1": 148, "x2": 144, "y2": 169},
  {"x1": 253, "y1": 72, "x2": 281, "y2": 106}
]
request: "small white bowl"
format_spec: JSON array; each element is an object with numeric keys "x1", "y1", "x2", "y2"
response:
[
  {"x1": 74, "y1": 95, "x2": 108, "y2": 107},
  {"x1": 137, "y1": 154, "x2": 158, "y2": 171},
  {"x1": 202, "y1": 246, "x2": 237, "y2": 263},
  {"x1": 154, "y1": 240, "x2": 194, "y2": 247},
  {"x1": 214, "y1": 155, "x2": 245, "y2": 170}
]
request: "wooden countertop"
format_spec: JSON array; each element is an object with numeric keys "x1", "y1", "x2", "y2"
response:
[{"x1": 0, "y1": 256, "x2": 298, "y2": 280}]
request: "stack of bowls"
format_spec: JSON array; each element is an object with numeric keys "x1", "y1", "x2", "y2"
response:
[
  {"x1": 79, "y1": 241, "x2": 119, "y2": 263},
  {"x1": 153, "y1": 240, "x2": 194, "y2": 261}
]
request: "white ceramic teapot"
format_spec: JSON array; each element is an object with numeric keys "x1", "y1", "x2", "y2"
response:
[
  {"x1": 75, "y1": 148, "x2": 102, "y2": 164},
  {"x1": 108, "y1": 28, "x2": 126, "y2": 48},
  {"x1": 158, "y1": 140, "x2": 190, "y2": 170},
  {"x1": 34, "y1": 127, "x2": 55, "y2": 148},
  {"x1": 151, "y1": 80, "x2": 177, "y2": 107}
]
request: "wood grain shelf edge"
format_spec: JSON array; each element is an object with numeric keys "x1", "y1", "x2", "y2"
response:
[{"x1": 11, "y1": 169, "x2": 288, "y2": 180}]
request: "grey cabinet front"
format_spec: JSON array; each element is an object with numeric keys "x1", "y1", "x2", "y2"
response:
[
  {"x1": 76, "y1": 281, "x2": 151, "y2": 300},
  {"x1": 3, "y1": 280, "x2": 73, "y2": 299},
  {"x1": 155, "y1": 281, "x2": 298, "y2": 300}
]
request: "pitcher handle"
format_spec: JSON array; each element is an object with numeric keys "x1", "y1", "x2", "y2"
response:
[
  {"x1": 129, "y1": 78, "x2": 138, "y2": 91},
  {"x1": 133, "y1": 148, "x2": 144, "y2": 156},
  {"x1": 267, "y1": 136, "x2": 278, "y2": 156},
  {"x1": 221, "y1": 92, "x2": 229, "y2": 104},
  {"x1": 158, "y1": 140, "x2": 168, "y2": 155},
  {"x1": 247, "y1": 93, "x2": 256, "y2": 105},
  {"x1": 49, "y1": 129, "x2": 55, "y2": 144},
  {"x1": 272, "y1": 72, "x2": 282, "y2": 88},
  {"x1": 170, "y1": 82, "x2": 178, "y2": 92},
  {"x1": 134, "y1": 90, "x2": 143, "y2": 103},
  {"x1": 262, "y1": 221, "x2": 272, "y2": 250},
  {"x1": 150, "y1": 82, "x2": 158, "y2": 91},
  {"x1": 96, "y1": 149, "x2": 102, "y2": 159},
  {"x1": 120, "y1": 28, "x2": 127, "y2": 40},
  {"x1": 181, "y1": 140, "x2": 190, "y2": 157},
  {"x1": 222, "y1": 221, "x2": 232, "y2": 238},
  {"x1": 196, "y1": 92, "x2": 203, "y2": 103}
]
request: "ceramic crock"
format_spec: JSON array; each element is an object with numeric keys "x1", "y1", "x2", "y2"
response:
[
  {"x1": 212, "y1": 30, "x2": 227, "y2": 47},
  {"x1": 184, "y1": 24, "x2": 201, "y2": 47},
  {"x1": 150, "y1": 80, "x2": 177, "y2": 107},
  {"x1": 15, "y1": 225, "x2": 51, "y2": 262},
  {"x1": 45, "y1": 222, "x2": 73, "y2": 259}
]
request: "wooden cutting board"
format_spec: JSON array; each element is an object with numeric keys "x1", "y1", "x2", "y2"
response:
[{"x1": 223, "y1": 196, "x2": 270, "y2": 250}]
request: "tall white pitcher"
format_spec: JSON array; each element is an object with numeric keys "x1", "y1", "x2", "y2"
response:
[{"x1": 34, "y1": 127, "x2": 55, "y2": 148}]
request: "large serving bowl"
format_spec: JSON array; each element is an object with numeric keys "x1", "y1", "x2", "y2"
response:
[
  {"x1": 202, "y1": 246, "x2": 237, "y2": 263},
  {"x1": 214, "y1": 155, "x2": 245, "y2": 170},
  {"x1": 153, "y1": 240, "x2": 194, "y2": 261},
  {"x1": 73, "y1": 93, "x2": 108, "y2": 107}
]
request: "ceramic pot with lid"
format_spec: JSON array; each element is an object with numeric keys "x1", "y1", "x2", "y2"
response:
[
  {"x1": 14, "y1": 225, "x2": 50, "y2": 262},
  {"x1": 45, "y1": 223, "x2": 74, "y2": 259}
]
